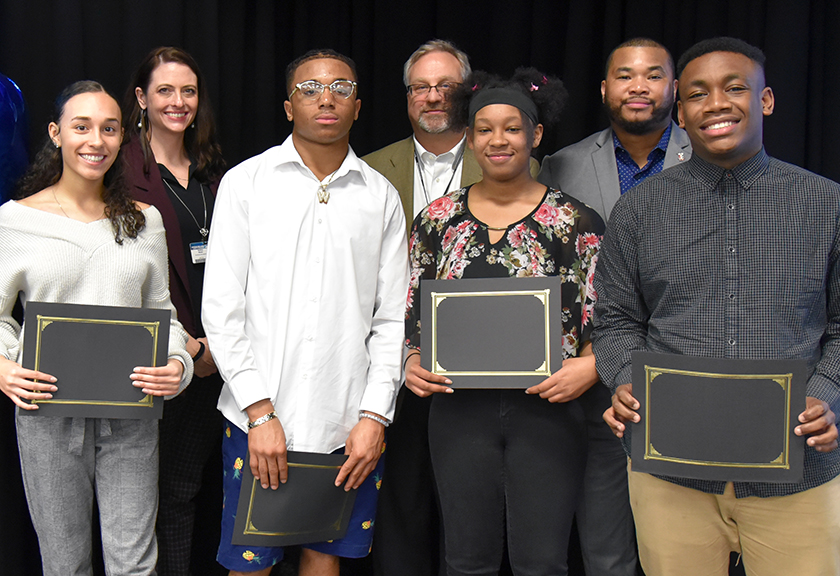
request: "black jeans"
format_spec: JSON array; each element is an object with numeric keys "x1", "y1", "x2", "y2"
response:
[{"x1": 429, "y1": 389, "x2": 586, "y2": 576}]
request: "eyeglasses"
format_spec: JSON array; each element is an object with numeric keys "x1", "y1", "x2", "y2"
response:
[
  {"x1": 290, "y1": 80, "x2": 357, "y2": 100},
  {"x1": 406, "y1": 82, "x2": 461, "y2": 98}
]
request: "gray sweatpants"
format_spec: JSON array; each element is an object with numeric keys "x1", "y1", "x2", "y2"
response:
[{"x1": 16, "y1": 414, "x2": 159, "y2": 576}]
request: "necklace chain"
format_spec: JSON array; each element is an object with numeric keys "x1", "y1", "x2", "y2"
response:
[
  {"x1": 52, "y1": 188, "x2": 71, "y2": 219},
  {"x1": 317, "y1": 169, "x2": 339, "y2": 204},
  {"x1": 163, "y1": 178, "x2": 209, "y2": 238}
]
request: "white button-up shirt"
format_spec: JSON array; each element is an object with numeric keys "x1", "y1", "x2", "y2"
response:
[
  {"x1": 203, "y1": 136, "x2": 409, "y2": 453},
  {"x1": 412, "y1": 136, "x2": 466, "y2": 218}
]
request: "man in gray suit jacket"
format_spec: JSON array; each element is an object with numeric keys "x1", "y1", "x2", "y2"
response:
[
  {"x1": 539, "y1": 38, "x2": 691, "y2": 576},
  {"x1": 540, "y1": 39, "x2": 692, "y2": 221}
]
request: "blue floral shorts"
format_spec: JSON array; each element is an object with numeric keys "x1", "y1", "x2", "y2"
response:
[{"x1": 216, "y1": 419, "x2": 385, "y2": 571}]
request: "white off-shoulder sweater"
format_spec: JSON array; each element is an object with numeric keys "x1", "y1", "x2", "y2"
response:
[{"x1": 0, "y1": 201, "x2": 193, "y2": 392}]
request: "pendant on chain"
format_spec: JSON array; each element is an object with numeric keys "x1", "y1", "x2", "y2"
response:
[{"x1": 317, "y1": 185, "x2": 330, "y2": 204}]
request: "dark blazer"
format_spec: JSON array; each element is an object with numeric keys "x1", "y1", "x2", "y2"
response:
[
  {"x1": 363, "y1": 135, "x2": 539, "y2": 231},
  {"x1": 538, "y1": 121, "x2": 692, "y2": 221},
  {"x1": 122, "y1": 138, "x2": 218, "y2": 337}
]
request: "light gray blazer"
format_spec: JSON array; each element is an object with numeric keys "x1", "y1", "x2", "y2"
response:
[{"x1": 537, "y1": 121, "x2": 692, "y2": 221}]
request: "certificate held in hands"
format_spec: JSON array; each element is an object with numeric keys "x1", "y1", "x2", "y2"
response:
[
  {"x1": 630, "y1": 351, "x2": 807, "y2": 483},
  {"x1": 420, "y1": 276, "x2": 564, "y2": 389},
  {"x1": 21, "y1": 301, "x2": 170, "y2": 419},
  {"x1": 232, "y1": 451, "x2": 358, "y2": 547}
]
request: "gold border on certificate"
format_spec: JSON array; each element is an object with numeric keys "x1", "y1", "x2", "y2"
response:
[
  {"x1": 32, "y1": 314, "x2": 160, "y2": 407},
  {"x1": 242, "y1": 462, "x2": 354, "y2": 537},
  {"x1": 430, "y1": 289, "x2": 551, "y2": 377},
  {"x1": 643, "y1": 365, "x2": 793, "y2": 469}
]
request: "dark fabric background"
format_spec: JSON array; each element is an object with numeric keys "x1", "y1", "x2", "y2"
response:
[
  {"x1": 0, "y1": 1, "x2": 835, "y2": 574},
  {"x1": 1, "y1": 1, "x2": 838, "y2": 177}
]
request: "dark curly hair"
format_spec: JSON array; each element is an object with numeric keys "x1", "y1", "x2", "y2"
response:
[
  {"x1": 450, "y1": 67, "x2": 568, "y2": 136},
  {"x1": 16, "y1": 80, "x2": 145, "y2": 244},
  {"x1": 124, "y1": 46, "x2": 226, "y2": 184}
]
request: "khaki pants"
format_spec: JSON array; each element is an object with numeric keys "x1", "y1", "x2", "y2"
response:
[{"x1": 628, "y1": 463, "x2": 840, "y2": 576}]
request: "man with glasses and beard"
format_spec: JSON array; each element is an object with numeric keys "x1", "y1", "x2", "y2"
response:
[
  {"x1": 365, "y1": 40, "x2": 543, "y2": 576},
  {"x1": 363, "y1": 39, "x2": 472, "y2": 576},
  {"x1": 364, "y1": 39, "x2": 539, "y2": 576},
  {"x1": 537, "y1": 38, "x2": 691, "y2": 576}
]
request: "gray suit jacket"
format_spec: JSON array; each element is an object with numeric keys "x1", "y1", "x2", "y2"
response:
[
  {"x1": 364, "y1": 136, "x2": 539, "y2": 232},
  {"x1": 537, "y1": 121, "x2": 692, "y2": 221}
]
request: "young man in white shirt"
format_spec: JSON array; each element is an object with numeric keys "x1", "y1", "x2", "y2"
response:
[{"x1": 203, "y1": 49, "x2": 408, "y2": 576}]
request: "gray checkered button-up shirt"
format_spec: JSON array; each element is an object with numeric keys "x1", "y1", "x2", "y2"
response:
[{"x1": 593, "y1": 149, "x2": 840, "y2": 498}]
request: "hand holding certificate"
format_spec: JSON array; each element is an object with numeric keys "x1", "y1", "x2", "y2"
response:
[
  {"x1": 232, "y1": 451, "x2": 358, "y2": 547},
  {"x1": 19, "y1": 301, "x2": 171, "y2": 419},
  {"x1": 0, "y1": 356, "x2": 58, "y2": 410},
  {"x1": 625, "y1": 352, "x2": 809, "y2": 483},
  {"x1": 419, "y1": 276, "x2": 566, "y2": 389}
]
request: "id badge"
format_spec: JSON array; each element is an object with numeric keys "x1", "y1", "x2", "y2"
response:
[{"x1": 190, "y1": 241, "x2": 208, "y2": 264}]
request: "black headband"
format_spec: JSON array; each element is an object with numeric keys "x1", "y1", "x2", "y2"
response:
[{"x1": 468, "y1": 87, "x2": 539, "y2": 125}]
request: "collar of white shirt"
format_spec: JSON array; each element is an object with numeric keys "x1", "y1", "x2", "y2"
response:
[
  {"x1": 412, "y1": 134, "x2": 466, "y2": 168},
  {"x1": 273, "y1": 134, "x2": 369, "y2": 186}
]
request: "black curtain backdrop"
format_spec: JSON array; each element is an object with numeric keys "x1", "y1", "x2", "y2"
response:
[{"x1": 0, "y1": 1, "x2": 837, "y2": 574}]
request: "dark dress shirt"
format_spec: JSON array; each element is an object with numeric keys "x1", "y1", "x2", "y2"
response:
[
  {"x1": 592, "y1": 149, "x2": 840, "y2": 498},
  {"x1": 158, "y1": 163, "x2": 215, "y2": 336}
]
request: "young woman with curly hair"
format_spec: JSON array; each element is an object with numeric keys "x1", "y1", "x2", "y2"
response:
[{"x1": 0, "y1": 80, "x2": 193, "y2": 576}]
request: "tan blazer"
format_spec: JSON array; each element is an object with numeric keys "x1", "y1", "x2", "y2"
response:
[{"x1": 363, "y1": 136, "x2": 539, "y2": 233}]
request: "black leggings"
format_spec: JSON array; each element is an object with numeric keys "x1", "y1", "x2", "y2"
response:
[{"x1": 428, "y1": 389, "x2": 587, "y2": 576}]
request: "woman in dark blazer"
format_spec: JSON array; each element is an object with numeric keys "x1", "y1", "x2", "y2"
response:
[{"x1": 123, "y1": 46, "x2": 226, "y2": 576}]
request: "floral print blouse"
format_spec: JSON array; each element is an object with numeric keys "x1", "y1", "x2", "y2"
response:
[{"x1": 406, "y1": 185, "x2": 605, "y2": 360}]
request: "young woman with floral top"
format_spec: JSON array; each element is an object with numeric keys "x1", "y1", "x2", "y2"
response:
[{"x1": 403, "y1": 69, "x2": 605, "y2": 576}]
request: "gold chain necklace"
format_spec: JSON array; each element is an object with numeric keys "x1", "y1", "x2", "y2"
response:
[{"x1": 52, "y1": 188, "x2": 71, "y2": 218}]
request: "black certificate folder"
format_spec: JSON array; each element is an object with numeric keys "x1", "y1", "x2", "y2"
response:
[
  {"x1": 21, "y1": 302, "x2": 170, "y2": 419},
  {"x1": 232, "y1": 451, "x2": 358, "y2": 547},
  {"x1": 630, "y1": 352, "x2": 806, "y2": 483},
  {"x1": 420, "y1": 277, "x2": 563, "y2": 388}
]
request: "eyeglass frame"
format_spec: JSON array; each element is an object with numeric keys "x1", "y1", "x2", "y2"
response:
[
  {"x1": 290, "y1": 79, "x2": 358, "y2": 100},
  {"x1": 406, "y1": 81, "x2": 461, "y2": 98}
]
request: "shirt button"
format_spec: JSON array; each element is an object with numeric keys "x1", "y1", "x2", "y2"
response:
[
  {"x1": 318, "y1": 218, "x2": 322, "y2": 224},
  {"x1": 727, "y1": 203, "x2": 735, "y2": 210},
  {"x1": 725, "y1": 173, "x2": 734, "y2": 179},
  {"x1": 728, "y1": 246, "x2": 736, "y2": 253},
  {"x1": 728, "y1": 293, "x2": 736, "y2": 300},
  {"x1": 728, "y1": 338, "x2": 736, "y2": 346}
]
